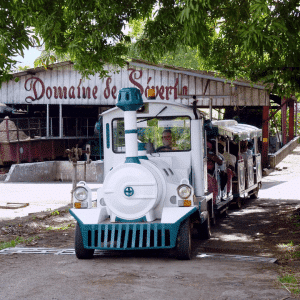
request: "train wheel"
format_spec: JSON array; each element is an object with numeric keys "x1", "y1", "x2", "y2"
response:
[
  {"x1": 235, "y1": 197, "x2": 243, "y2": 209},
  {"x1": 199, "y1": 215, "x2": 211, "y2": 240},
  {"x1": 208, "y1": 203, "x2": 216, "y2": 226},
  {"x1": 176, "y1": 218, "x2": 192, "y2": 260},
  {"x1": 210, "y1": 209, "x2": 217, "y2": 226},
  {"x1": 75, "y1": 223, "x2": 95, "y2": 259}
]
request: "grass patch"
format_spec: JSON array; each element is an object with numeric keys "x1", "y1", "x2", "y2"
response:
[
  {"x1": 45, "y1": 224, "x2": 73, "y2": 231},
  {"x1": 0, "y1": 236, "x2": 39, "y2": 251},
  {"x1": 279, "y1": 274, "x2": 298, "y2": 284},
  {"x1": 278, "y1": 271, "x2": 300, "y2": 295},
  {"x1": 50, "y1": 210, "x2": 60, "y2": 216},
  {"x1": 277, "y1": 241, "x2": 300, "y2": 262},
  {"x1": 277, "y1": 241, "x2": 297, "y2": 252}
]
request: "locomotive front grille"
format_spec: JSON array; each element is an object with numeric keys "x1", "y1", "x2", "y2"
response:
[{"x1": 81, "y1": 223, "x2": 178, "y2": 250}]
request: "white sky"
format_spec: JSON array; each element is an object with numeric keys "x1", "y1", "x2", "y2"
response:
[{"x1": 15, "y1": 47, "x2": 42, "y2": 68}]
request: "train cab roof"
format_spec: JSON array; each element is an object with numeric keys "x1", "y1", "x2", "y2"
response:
[
  {"x1": 100, "y1": 100, "x2": 203, "y2": 120},
  {"x1": 211, "y1": 120, "x2": 262, "y2": 142}
]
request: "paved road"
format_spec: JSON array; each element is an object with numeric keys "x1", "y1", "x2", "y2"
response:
[
  {"x1": 0, "y1": 183, "x2": 101, "y2": 221},
  {"x1": 0, "y1": 147, "x2": 300, "y2": 299},
  {"x1": 259, "y1": 145, "x2": 300, "y2": 201},
  {"x1": 0, "y1": 250, "x2": 293, "y2": 300}
]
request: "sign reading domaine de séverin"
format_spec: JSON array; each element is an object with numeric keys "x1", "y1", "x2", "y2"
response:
[
  {"x1": 0, "y1": 64, "x2": 190, "y2": 106},
  {"x1": 0, "y1": 62, "x2": 269, "y2": 107}
]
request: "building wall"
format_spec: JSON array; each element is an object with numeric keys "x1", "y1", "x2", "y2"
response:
[{"x1": 0, "y1": 62, "x2": 269, "y2": 107}]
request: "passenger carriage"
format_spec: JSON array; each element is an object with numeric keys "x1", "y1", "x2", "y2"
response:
[{"x1": 208, "y1": 120, "x2": 262, "y2": 208}]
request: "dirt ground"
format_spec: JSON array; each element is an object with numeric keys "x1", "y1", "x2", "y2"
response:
[
  {"x1": 1, "y1": 199, "x2": 300, "y2": 266},
  {"x1": 2, "y1": 197, "x2": 300, "y2": 298},
  {"x1": 0, "y1": 205, "x2": 75, "y2": 249}
]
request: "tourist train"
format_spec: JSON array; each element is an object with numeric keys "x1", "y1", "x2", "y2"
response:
[{"x1": 70, "y1": 87, "x2": 262, "y2": 260}]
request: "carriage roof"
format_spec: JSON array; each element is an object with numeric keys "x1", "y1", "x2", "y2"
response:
[{"x1": 212, "y1": 120, "x2": 262, "y2": 142}]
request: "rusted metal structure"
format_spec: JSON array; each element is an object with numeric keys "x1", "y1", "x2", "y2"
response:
[{"x1": 0, "y1": 115, "x2": 96, "y2": 166}]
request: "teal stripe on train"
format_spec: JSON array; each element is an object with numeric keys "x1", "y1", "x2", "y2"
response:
[
  {"x1": 70, "y1": 208, "x2": 197, "y2": 250},
  {"x1": 125, "y1": 129, "x2": 138, "y2": 134}
]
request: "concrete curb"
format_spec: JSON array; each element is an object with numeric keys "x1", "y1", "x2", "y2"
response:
[
  {"x1": 4, "y1": 160, "x2": 104, "y2": 183},
  {"x1": 269, "y1": 136, "x2": 300, "y2": 168}
]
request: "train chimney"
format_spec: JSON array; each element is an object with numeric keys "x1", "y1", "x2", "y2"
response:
[{"x1": 116, "y1": 88, "x2": 143, "y2": 164}]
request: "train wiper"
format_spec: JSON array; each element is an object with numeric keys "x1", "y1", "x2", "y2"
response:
[{"x1": 137, "y1": 106, "x2": 167, "y2": 123}]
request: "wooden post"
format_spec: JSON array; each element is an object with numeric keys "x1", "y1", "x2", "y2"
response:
[
  {"x1": 262, "y1": 106, "x2": 269, "y2": 168},
  {"x1": 289, "y1": 99, "x2": 295, "y2": 141},
  {"x1": 16, "y1": 120, "x2": 20, "y2": 164},
  {"x1": 71, "y1": 162, "x2": 77, "y2": 205},
  {"x1": 5, "y1": 117, "x2": 9, "y2": 141}
]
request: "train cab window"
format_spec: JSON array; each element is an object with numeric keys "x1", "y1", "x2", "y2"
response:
[{"x1": 112, "y1": 116, "x2": 191, "y2": 153}]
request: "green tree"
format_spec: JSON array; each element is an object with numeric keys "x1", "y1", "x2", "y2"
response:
[
  {"x1": 0, "y1": 1, "x2": 34, "y2": 83},
  {"x1": 33, "y1": 50, "x2": 71, "y2": 68},
  {"x1": 135, "y1": 0, "x2": 300, "y2": 97},
  {"x1": 0, "y1": 0, "x2": 155, "y2": 86},
  {"x1": 1, "y1": 0, "x2": 300, "y2": 98},
  {"x1": 15, "y1": 65, "x2": 31, "y2": 72}
]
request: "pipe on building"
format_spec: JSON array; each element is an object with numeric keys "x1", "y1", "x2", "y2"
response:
[
  {"x1": 46, "y1": 104, "x2": 49, "y2": 137},
  {"x1": 59, "y1": 104, "x2": 63, "y2": 138}
]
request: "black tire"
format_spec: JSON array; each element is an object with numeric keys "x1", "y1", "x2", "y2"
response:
[
  {"x1": 75, "y1": 223, "x2": 95, "y2": 259},
  {"x1": 176, "y1": 218, "x2": 192, "y2": 260},
  {"x1": 199, "y1": 215, "x2": 211, "y2": 240},
  {"x1": 207, "y1": 202, "x2": 216, "y2": 226},
  {"x1": 210, "y1": 210, "x2": 217, "y2": 226},
  {"x1": 235, "y1": 196, "x2": 243, "y2": 209},
  {"x1": 219, "y1": 206, "x2": 229, "y2": 218}
]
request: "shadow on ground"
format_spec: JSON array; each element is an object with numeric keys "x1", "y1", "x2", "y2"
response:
[{"x1": 195, "y1": 198, "x2": 300, "y2": 264}]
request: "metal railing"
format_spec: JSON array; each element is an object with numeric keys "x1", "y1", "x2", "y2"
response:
[{"x1": 0, "y1": 117, "x2": 97, "y2": 142}]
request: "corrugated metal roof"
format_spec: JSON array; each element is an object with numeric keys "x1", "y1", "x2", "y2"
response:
[
  {"x1": 129, "y1": 59, "x2": 267, "y2": 90},
  {"x1": 11, "y1": 61, "x2": 73, "y2": 77},
  {"x1": 1, "y1": 60, "x2": 269, "y2": 107}
]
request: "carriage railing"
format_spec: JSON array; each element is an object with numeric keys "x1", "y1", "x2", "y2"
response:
[{"x1": 0, "y1": 117, "x2": 97, "y2": 142}]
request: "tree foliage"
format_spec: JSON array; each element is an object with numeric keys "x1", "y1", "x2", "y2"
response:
[
  {"x1": 0, "y1": 1, "x2": 34, "y2": 83},
  {"x1": 135, "y1": 0, "x2": 300, "y2": 97},
  {"x1": 1, "y1": 0, "x2": 300, "y2": 97},
  {"x1": 0, "y1": 0, "x2": 156, "y2": 86},
  {"x1": 33, "y1": 50, "x2": 70, "y2": 68},
  {"x1": 15, "y1": 65, "x2": 31, "y2": 71}
]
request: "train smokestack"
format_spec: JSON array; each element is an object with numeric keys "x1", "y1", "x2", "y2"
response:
[{"x1": 116, "y1": 88, "x2": 143, "y2": 164}]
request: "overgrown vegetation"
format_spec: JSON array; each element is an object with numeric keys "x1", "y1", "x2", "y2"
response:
[
  {"x1": 276, "y1": 210, "x2": 300, "y2": 295},
  {"x1": 45, "y1": 224, "x2": 74, "y2": 231},
  {"x1": 50, "y1": 210, "x2": 60, "y2": 216},
  {"x1": 269, "y1": 108, "x2": 300, "y2": 137},
  {"x1": 0, "y1": 236, "x2": 39, "y2": 251},
  {"x1": 278, "y1": 268, "x2": 300, "y2": 295}
]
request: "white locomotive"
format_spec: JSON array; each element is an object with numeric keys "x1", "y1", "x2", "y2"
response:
[{"x1": 70, "y1": 87, "x2": 262, "y2": 260}]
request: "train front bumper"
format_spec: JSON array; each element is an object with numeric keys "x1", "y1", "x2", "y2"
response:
[{"x1": 69, "y1": 207, "x2": 197, "y2": 250}]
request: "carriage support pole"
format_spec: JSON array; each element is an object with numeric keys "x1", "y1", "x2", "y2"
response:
[{"x1": 262, "y1": 106, "x2": 269, "y2": 168}]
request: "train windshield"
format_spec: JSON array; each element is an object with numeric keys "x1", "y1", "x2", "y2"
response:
[{"x1": 112, "y1": 116, "x2": 191, "y2": 153}]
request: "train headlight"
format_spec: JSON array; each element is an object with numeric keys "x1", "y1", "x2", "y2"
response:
[
  {"x1": 74, "y1": 187, "x2": 88, "y2": 201},
  {"x1": 177, "y1": 184, "x2": 191, "y2": 199}
]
